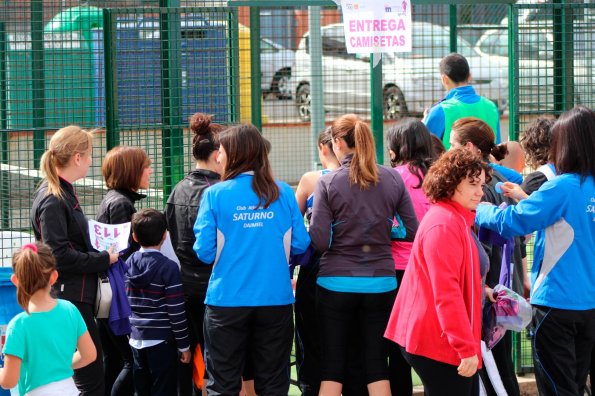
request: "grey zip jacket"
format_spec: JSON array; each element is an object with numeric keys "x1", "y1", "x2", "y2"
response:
[{"x1": 309, "y1": 154, "x2": 419, "y2": 277}]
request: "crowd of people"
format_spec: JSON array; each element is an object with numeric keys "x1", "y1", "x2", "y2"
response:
[{"x1": 0, "y1": 53, "x2": 594, "y2": 396}]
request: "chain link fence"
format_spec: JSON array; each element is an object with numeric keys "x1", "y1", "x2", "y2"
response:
[{"x1": 1, "y1": 0, "x2": 594, "y2": 380}]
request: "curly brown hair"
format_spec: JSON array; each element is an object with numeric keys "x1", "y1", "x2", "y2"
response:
[
  {"x1": 423, "y1": 147, "x2": 492, "y2": 203},
  {"x1": 519, "y1": 116, "x2": 555, "y2": 168}
]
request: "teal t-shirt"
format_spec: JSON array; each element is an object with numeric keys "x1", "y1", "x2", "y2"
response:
[{"x1": 3, "y1": 299, "x2": 87, "y2": 395}]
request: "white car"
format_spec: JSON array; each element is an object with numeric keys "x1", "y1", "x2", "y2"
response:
[
  {"x1": 260, "y1": 37, "x2": 295, "y2": 99},
  {"x1": 289, "y1": 22, "x2": 508, "y2": 121},
  {"x1": 475, "y1": 27, "x2": 594, "y2": 111}
]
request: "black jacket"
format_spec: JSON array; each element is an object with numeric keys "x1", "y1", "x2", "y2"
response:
[
  {"x1": 481, "y1": 169, "x2": 524, "y2": 294},
  {"x1": 31, "y1": 178, "x2": 110, "y2": 304},
  {"x1": 165, "y1": 169, "x2": 220, "y2": 298},
  {"x1": 96, "y1": 188, "x2": 146, "y2": 260}
]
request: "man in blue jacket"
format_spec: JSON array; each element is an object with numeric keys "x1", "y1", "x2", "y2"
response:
[{"x1": 424, "y1": 53, "x2": 501, "y2": 149}]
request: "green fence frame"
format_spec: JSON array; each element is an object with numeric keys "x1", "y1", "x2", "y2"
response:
[{"x1": 102, "y1": 6, "x2": 239, "y2": 199}]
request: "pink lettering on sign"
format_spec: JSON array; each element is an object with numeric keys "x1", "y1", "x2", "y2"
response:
[
  {"x1": 348, "y1": 18, "x2": 405, "y2": 32},
  {"x1": 349, "y1": 35, "x2": 406, "y2": 48}
]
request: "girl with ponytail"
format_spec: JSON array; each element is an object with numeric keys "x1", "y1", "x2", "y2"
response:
[
  {"x1": 0, "y1": 242, "x2": 96, "y2": 395},
  {"x1": 308, "y1": 114, "x2": 419, "y2": 396},
  {"x1": 30, "y1": 125, "x2": 118, "y2": 395}
]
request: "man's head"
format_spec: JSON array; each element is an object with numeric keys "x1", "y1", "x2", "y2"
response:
[{"x1": 439, "y1": 53, "x2": 471, "y2": 90}]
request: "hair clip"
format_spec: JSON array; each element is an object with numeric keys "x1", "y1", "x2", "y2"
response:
[{"x1": 22, "y1": 243, "x2": 38, "y2": 253}]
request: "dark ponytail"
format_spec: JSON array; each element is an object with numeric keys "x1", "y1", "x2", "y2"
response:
[
  {"x1": 490, "y1": 143, "x2": 509, "y2": 162},
  {"x1": 190, "y1": 113, "x2": 224, "y2": 162}
]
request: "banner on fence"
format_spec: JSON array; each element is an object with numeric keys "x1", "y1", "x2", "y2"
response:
[{"x1": 341, "y1": 0, "x2": 412, "y2": 55}]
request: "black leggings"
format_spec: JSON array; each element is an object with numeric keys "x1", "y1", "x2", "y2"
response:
[
  {"x1": 72, "y1": 301, "x2": 105, "y2": 396},
  {"x1": 388, "y1": 270, "x2": 413, "y2": 396},
  {"x1": 316, "y1": 285, "x2": 395, "y2": 384},
  {"x1": 401, "y1": 347, "x2": 477, "y2": 396}
]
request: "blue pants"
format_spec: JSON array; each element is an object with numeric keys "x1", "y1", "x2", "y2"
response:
[{"x1": 131, "y1": 340, "x2": 178, "y2": 396}]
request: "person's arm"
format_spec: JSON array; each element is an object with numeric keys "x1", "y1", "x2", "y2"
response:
[
  {"x1": 104, "y1": 197, "x2": 139, "y2": 259},
  {"x1": 392, "y1": 172, "x2": 419, "y2": 242},
  {"x1": 422, "y1": 105, "x2": 445, "y2": 141},
  {"x1": 424, "y1": 224, "x2": 478, "y2": 361},
  {"x1": 0, "y1": 355, "x2": 21, "y2": 390},
  {"x1": 38, "y1": 198, "x2": 113, "y2": 272},
  {"x1": 295, "y1": 171, "x2": 316, "y2": 216},
  {"x1": 475, "y1": 180, "x2": 566, "y2": 238},
  {"x1": 71, "y1": 330, "x2": 97, "y2": 370},
  {"x1": 163, "y1": 261, "x2": 191, "y2": 354},
  {"x1": 501, "y1": 182, "x2": 529, "y2": 202},
  {"x1": 104, "y1": 197, "x2": 135, "y2": 225},
  {"x1": 520, "y1": 171, "x2": 548, "y2": 196},
  {"x1": 193, "y1": 190, "x2": 217, "y2": 264},
  {"x1": 0, "y1": 321, "x2": 23, "y2": 390},
  {"x1": 285, "y1": 184, "x2": 311, "y2": 255},
  {"x1": 308, "y1": 178, "x2": 333, "y2": 252}
]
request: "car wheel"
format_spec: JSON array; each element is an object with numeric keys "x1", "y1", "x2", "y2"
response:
[
  {"x1": 272, "y1": 69, "x2": 292, "y2": 100},
  {"x1": 384, "y1": 85, "x2": 408, "y2": 120},
  {"x1": 296, "y1": 83, "x2": 311, "y2": 122}
]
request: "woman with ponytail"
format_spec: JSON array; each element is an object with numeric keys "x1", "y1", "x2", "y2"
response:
[
  {"x1": 30, "y1": 126, "x2": 119, "y2": 396},
  {"x1": 165, "y1": 113, "x2": 224, "y2": 396},
  {"x1": 0, "y1": 242, "x2": 97, "y2": 395},
  {"x1": 308, "y1": 114, "x2": 419, "y2": 396},
  {"x1": 193, "y1": 124, "x2": 310, "y2": 395}
]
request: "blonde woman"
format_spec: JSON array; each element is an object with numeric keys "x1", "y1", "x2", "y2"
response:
[{"x1": 30, "y1": 126, "x2": 118, "y2": 395}]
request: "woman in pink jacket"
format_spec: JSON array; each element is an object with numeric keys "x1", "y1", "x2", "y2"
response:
[
  {"x1": 385, "y1": 118, "x2": 436, "y2": 396},
  {"x1": 385, "y1": 148, "x2": 491, "y2": 396}
]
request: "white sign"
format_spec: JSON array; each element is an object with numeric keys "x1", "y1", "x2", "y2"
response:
[
  {"x1": 341, "y1": 0, "x2": 412, "y2": 54},
  {"x1": 88, "y1": 220, "x2": 131, "y2": 253}
]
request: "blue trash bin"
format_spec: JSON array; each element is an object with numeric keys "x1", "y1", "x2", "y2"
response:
[{"x1": 0, "y1": 267, "x2": 21, "y2": 395}]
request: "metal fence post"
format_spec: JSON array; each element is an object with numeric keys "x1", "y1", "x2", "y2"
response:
[
  {"x1": 449, "y1": 4, "x2": 458, "y2": 53},
  {"x1": 370, "y1": 55, "x2": 383, "y2": 164},
  {"x1": 159, "y1": 2, "x2": 185, "y2": 201},
  {"x1": 308, "y1": 7, "x2": 324, "y2": 168},
  {"x1": 0, "y1": 21, "x2": 8, "y2": 229},
  {"x1": 103, "y1": 10, "x2": 119, "y2": 149},
  {"x1": 508, "y1": 3, "x2": 519, "y2": 141},
  {"x1": 31, "y1": 0, "x2": 45, "y2": 168},
  {"x1": 250, "y1": 7, "x2": 263, "y2": 130},
  {"x1": 228, "y1": 9, "x2": 241, "y2": 124},
  {"x1": 553, "y1": 0, "x2": 574, "y2": 112}
]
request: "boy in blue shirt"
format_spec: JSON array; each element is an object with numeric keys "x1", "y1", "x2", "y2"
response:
[{"x1": 125, "y1": 208, "x2": 191, "y2": 396}]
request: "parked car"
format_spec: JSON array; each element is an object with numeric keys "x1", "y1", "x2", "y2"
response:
[
  {"x1": 260, "y1": 37, "x2": 295, "y2": 99},
  {"x1": 475, "y1": 26, "x2": 594, "y2": 110},
  {"x1": 138, "y1": 17, "x2": 295, "y2": 99},
  {"x1": 289, "y1": 22, "x2": 508, "y2": 122}
]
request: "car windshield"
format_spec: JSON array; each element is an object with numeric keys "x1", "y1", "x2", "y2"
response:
[{"x1": 395, "y1": 24, "x2": 479, "y2": 59}]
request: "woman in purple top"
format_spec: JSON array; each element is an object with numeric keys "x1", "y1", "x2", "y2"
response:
[{"x1": 385, "y1": 118, "x2": 436, "y2": 396}]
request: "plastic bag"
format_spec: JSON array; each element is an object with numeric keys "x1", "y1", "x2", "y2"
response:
[
  {"x1": 482, "y1": 302, "x2": 506, "y2": 350},
  {"x1": 492, "y1": 284, "x2": 532, "y2": 331}
]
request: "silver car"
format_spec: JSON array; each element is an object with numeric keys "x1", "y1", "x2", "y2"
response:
[
  {"x1": 260, "y1": 37, "x2": 295, "y2": 99},
  {"x1": 290, "y1": 22, "x2": 508, "y2": 121}
]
